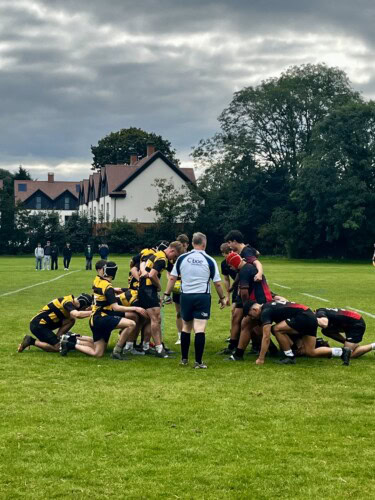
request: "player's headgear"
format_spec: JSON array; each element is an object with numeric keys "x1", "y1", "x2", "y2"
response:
[
  {"x1": 156, "y1": 240, "x2": 169, "y2": 251},
  {"x1": 77, "y1": 293, "x2": 93, "y2": 309},
  {"x1": 103, "y1": 261, "x2": 118, "y2": 279},
  {"x1": 243, "y1": 300, "x2": 257, "y2": 317},
  {"x1": 226, "y1": 251, "x2": 242, "y2": 269}
]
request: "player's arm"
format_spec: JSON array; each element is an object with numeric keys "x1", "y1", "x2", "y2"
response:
[
  {"x1": 213, "y1": 281, "x2": 226, "y2": 309},
  {"x1": 256, "y1": 323, "x2": 272, "y2": 365},
  {"x1": 148, "y1": 269, "x2": 161, "y2": 291},
  {"x1": 69, "y1": 309, "x2": 92, "y2": 319},
  {"x1": 253, "y1": 259, "x2": 263, "y2": 282},
  {"x1": 165, "y1": 275, "x2": 177, "y2": 295}
]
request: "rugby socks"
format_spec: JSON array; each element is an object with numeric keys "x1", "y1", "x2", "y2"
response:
[
  {"x1": 181, "y1": 331, "x2": 191, "y2": 360},
  {"x1": 155, "y1": 344, "x2": 163, "y2": 354},
  {"x1": 194, "y1": 332, "x2": 205, "y2": 364},
  {"x1": 113, "y1": 344, "x2": 123, "y2": 354},
  {"x1": 30, "y1": 337, "x2": 36, "y2": 346},
  {"x1": 331, "y1": 348, "x2": 343, "y2": 357},
  {"x1": 372, "y1": 343, "x2": 375, "y2": 350},
  {"x1": 228, "y1": 338, "x2": 238, "y2": 350},
  {"x1": 283, "y1": 349, "x2": 294, "y2": 358},
  {"x1": 125, "y1": 342, "x2": 133, "y2": 351},
  {"x1": 142, "y1": 341, "x2": 150, "y2": 351},
  {"x1": 234, "y1": 348, "x2": 244, "y2": 359}
]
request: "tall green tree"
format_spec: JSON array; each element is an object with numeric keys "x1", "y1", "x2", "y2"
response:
[{"x1": 91, "y1": 127, "x2": 179, "y2": 170}]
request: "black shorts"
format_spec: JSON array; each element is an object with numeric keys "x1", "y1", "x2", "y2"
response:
[
  {"x1": 323, "y1": 319, "x2": 366, "y2": 344},
  {"x1": 30, "y1": 318, "x2": 59, "y2": 346},
  {"x1": 286, "y1": 311, "x2": 318, "y2": 337},
  {"x1": 180, "y1": 293, "x2": 211, "y2": 322},
  {"x1": 232, "y1": 287, "x2": 238, "y2": 303},
  {"x1": 90, "y1": 314, "x2": 122, "y2": 343},
  {"x1": 138, "y1": 286, "x2": 160, "y2": 310},
  {"x1": 172, "y1": 293, "x2": 180, "y2": 305},
  {"x1": 235, "y1": 294, "x2": 243, "y2": 309}
]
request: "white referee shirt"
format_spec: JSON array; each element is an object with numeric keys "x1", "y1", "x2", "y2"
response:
[{"x1": 171, "y1": 249, "x2": 221, "y2": 294}]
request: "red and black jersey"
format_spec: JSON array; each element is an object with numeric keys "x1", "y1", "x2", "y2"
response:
[
  {"x1": 315, "y1": 308, "x2": 363, "y2": 331},
  {"x1": 239, "y1": 263, "x2": 272, "y2": 304},
  {"x1": 240, "y1": 245, "x2": 257, "y2": 265},
  {"x1": 221, "y1": 259, "x2": 237, "y2": 281},
  {"x1": 260, "y1": 301, "x2": 310, "y2": 326}
]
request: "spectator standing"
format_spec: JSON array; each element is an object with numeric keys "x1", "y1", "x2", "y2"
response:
[
  {"x1": 51, "y1": 243, "x2": 59, "y2": 270},
  {"x1": 35, "y1": 243, "x2": 44, "y2": 271},
  {"x1": 44, "y1": 241, "x2": 52, "y2": 270},
  {"x1": 85, "y1": 244, "x2": 94, "y2": 270},
  {"x1": 99, "y1": 243, "x2": 109, "y2": 261},
  {"x1": 63, "y1": 243, "x2": 72, "y2": 270}
]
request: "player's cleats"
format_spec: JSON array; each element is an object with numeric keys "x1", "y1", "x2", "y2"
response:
[
  {"x1": 341, "y1": 347, "x2": 351, "y2": 366},
  {"x1": 143, "y1": 348, "x2": 156, "y2": 356},
  {"x1": 217, "y1": 347, "x2": 234, "y2": 355},
  {"x1": 278, "y1": 355, "x2": 296, "y2": 365},
  {"x1": 194, "y1": 362, "x2": 207, "y2": 369},
  {"x1": 59, "y1": 335, "x2": 71, "y2": 356},
  {"x1": 180, "y1": 359, "x2": 188, "y2": 366},
  {"x1": 155, "y1": 348, "x2": 175, "y2": 358},
  {"x1": 224, "y1": 354, "x2": 243, "y2": 362},
  {"x1": 175, "y1": 339, "x2": 181, "y2": 345},
  {"x1": 111, "y1": 351, "x2": 132, "y2": 361},
  {"x1": 18, "y1": 335, "x2": 34, "y2": 352},
  {"x1": 123, "y1": 347, "x2": 145, "y2": 356}
]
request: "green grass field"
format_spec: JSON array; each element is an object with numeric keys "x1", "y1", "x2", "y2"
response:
[{"x1": 1, "y1": 255, "x2": 375, "y2": 499}]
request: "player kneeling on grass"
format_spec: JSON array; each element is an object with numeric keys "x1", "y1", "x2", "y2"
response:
[
  {"x1": 61, "y1": 260, "x2": 148, "y2": 360},
  {"x1": 241, "y1": 300, "x2": 351, "y2": 366},
  {"x1": 18, "y1": 293, "x2": 93, "y2": 353},
  {"x1": 315, "y1": 308, "x2": 375, "y2": 359}
]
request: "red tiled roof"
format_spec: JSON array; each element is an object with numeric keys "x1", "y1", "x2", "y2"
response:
[
  {"x1": 14, "y1": 179, "x2": 79, "y2": 203},
  {"x1": 180, "y1": 168, "x2": 196, "y2": 183},
  {"x1": 104, "y1": 164, "x2": 139, "y2": 194}
]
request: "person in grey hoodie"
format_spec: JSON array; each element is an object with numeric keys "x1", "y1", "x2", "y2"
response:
[{"x1": 35, "y1": 243, "x2": 44, "y2": 270}]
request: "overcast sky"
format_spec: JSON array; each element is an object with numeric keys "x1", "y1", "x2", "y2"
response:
[{"x1": 1, "y1": 0, "x2": 375, "y2": 181}]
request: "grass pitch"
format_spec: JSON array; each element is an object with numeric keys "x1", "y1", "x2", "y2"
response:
[{"x1": 1, "y1": 255, "x2": 375, "y2": 499}]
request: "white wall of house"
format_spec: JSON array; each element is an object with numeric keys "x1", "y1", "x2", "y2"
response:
[
  {"x1": 113, "y1": 158, "x2": 188, "y2": 223},
  {"x1": 29, "y1": 209, "x2": 77, "y2": 224}
]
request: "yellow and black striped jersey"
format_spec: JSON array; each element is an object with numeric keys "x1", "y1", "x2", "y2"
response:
[
  {"x1": 128, "y1": 248, "x2": 156, "y2": 290},
  {"x1": 141, "y1": 250, "x2": 172, "y2": 287},
  {"x1": 117, "y1": 288, "x2": 139, "y2": 307},
  {"x1": 91, "y1": 275, "x2": 117, "y2": 317},
  {"x1": 33, "y1": 295, "x2": 77, "y2": 328}
]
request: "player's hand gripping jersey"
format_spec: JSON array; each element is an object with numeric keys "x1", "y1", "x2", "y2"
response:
[
  {"x1": 238, "y1": 264, "x2": 272, "y2": 304},
  {"x1": 128, "y1": 248, "x2": 156, "y2": 290},
  {"x1": 260, "y1": 301, "x2": 311, "y2": 325},
  {"x1": 32, "y1": 295, "x2": 78, "y2": 328},
  {"x1": 140, "y1": 250, "x2": 173, "y2": 288}
]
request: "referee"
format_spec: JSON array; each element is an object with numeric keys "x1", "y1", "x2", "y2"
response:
[{"x1": 164, "y1": 232, "x2": 226, "y2": 368}]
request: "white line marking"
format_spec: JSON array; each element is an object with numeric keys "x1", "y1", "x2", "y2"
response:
[
  {"x1": 272, "y1": 282, "x2": 291, "y2": 289},
  {"x1": 0, "y1": 270, "x2": 80, "y2": 298},
  {"x1": 346, "y1": 306, "x2": 375, "y2": 319},
  {"x1": 301, "y1": 293, "x2": 330, "y2": 303}
]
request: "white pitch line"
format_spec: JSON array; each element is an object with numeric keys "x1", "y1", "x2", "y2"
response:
[
  {"x1": 272, "y1": 282, "x2": 291, "y2": 289},
  {"x1": 301, "y1": 293, "x2": 330, "y2": 303},
  {"x1": 346, "y1": 306, "x2": 375, "y2": 319},
  {"x1": 0, "y1": 270, "x2": 80, "y2": 298}
]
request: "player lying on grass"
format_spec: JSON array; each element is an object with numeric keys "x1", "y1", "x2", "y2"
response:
[
  {"x1": 236, "y1": 299, "x2": 351, "y2": 365},
  {"x1": 60, "y1": 260, "x2": 148, "y2": 360},
  {"x1": 315, "y1": 308, "x2": 375, "y2": 358},
  {"x1": 18, "y1": 293, "x2": 93, "y2": 353}
]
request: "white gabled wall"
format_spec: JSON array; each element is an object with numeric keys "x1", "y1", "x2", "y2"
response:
[{"x1": 113, "y1": 158, "x2": 188, "y2": 223}]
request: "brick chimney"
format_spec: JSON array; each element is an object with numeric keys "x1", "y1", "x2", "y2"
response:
[
  {"x1": 48, "y1": 172, "x2": 54, "y2": 183},
  {"x1": 147, "y1": 143, "x2": 155, "y2": 156},
  {"x1": 130, "y1": 152, "x2": 138, "y2": 165}
]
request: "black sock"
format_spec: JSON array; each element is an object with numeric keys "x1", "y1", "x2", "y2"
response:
[
  {"x1": 194, "y1": 332, "x2": 205, "y2": 364},
  {"x1": 68, "y1": 335, "x2": 77, "y2": 346},
  {"x1": 234, "y1": 348, "x2": 244, "y2": 359},
  {"x1": 30, "y1": 337, "x2": 36, "y2": 346},
  {"x1": 181, "y1": 331, "x2": 191, "y2": 360},
  {"x1": 228, "y1": 338, "x2": 238, "y2": 350}
]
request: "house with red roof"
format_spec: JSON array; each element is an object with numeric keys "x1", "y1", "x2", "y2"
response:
[
  {"x1": 14, "y1": 173, "x2": 80, "y2": 224},
  {"x1": 78, "y1": 145, "x2": 196, "y2": 223}
]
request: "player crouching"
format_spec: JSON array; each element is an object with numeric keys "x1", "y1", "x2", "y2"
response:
[
  {"x1": 242, "y1": 300, "x2": 351, "y2": 365},
  {"x1": 18, "y1": 293, "x2": 93, "y2": 353}
]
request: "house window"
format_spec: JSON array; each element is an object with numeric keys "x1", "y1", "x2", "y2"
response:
[
  {"x1": 65, "y1": 197, "x2": 70, "y2": 210},
  {"x1": 36, "y1": 196, "x2": 42, "y2": 209},
  {"x1": 18, "y1": 184, "x2": 27, "y2": 192}
]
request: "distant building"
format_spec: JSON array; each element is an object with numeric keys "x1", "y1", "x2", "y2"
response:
[
  {"x1": 14, "y1": 173, "x2": 79, "y2": 224},
  {"x1": 78, "y1": 145, "x2": 195, "y2": 224}
]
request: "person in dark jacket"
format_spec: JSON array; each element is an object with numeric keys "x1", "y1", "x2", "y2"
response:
[
  {"x1": 63, "y1": 243, "x2": 72, "y2": 270},
  {"x1": 51, "y1": 244, "x2": 59, "y2": 270},
  {"x1": 85, "y1": 244, "x2": 94, "y2": 270},
  {"x1": 99, "y1": 243, "x2": 109, "y2": 260}
]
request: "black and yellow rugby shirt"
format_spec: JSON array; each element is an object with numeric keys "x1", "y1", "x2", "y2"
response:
[
  {"x1": 140, "y1": 250, "x2": 173, "y2": 288},
  {"x1": 92, "y1": 275, "x2": 118, "y2": 318},
  {"x1": 128, "y1": 248, "x2": 156, "y2": 290},
  {"x1": 117, "y1": 288, "x2": 139, "y2": 307},
  {"x1": 32, "y1": 295, "x2": 77, "y2": 328}
]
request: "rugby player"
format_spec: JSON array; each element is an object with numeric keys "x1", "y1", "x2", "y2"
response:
[
  {"x1": 171, "y1": 234, "x2": 190, "y2": 345},
  {"x1": 223, "y1": 230, "x2": 264, "y2": 354},
  {"x1": 138, "y1": 241, "x2": 183, "y2": 357},
  {"x1": 316, "y1": 307, "x2": 375, "y2": 358},
  {"x1": 241, "y1": 300, "x2": 351, "y2": 365},
  {"x1": 18, "y1": 293, "x2": 93, "y2": 353},
  {"x1": 164, "y1": 232, "x2": 226, "y2": 368},
  {"x1": 61, "y1": 260, "x2": 147, "y2": 359},
  {"x1": 224, "y1": 251, "x2": 276, "y2": 360}
]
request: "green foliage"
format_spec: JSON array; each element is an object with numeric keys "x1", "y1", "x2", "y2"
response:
[
  {"x1": 91, "y1": 126, "x2": 179, "y2": 170},
  {"x1": 105, "y1": 218, "x2": 139, "y2": 253}
]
